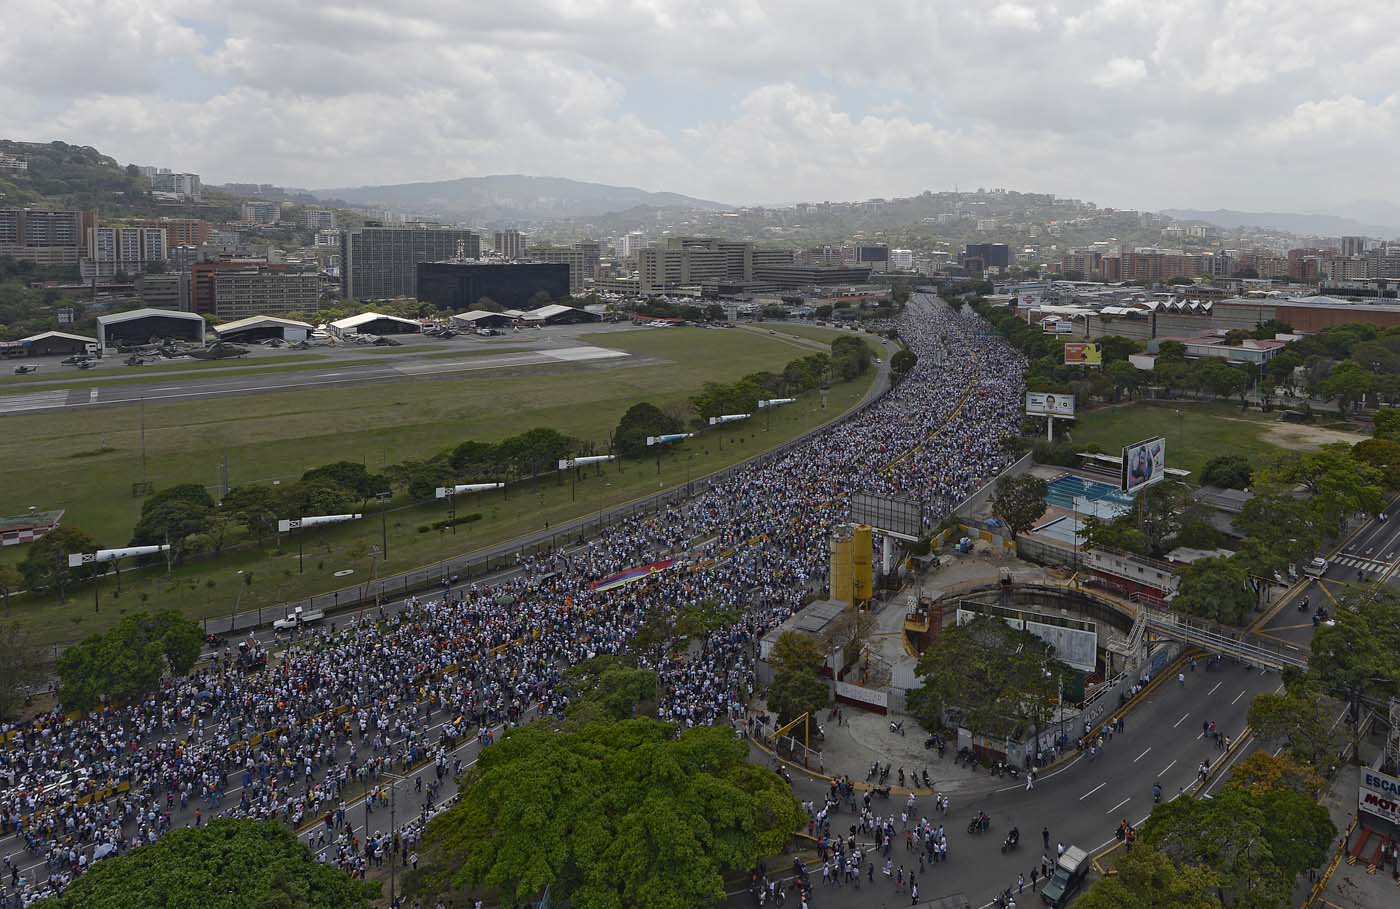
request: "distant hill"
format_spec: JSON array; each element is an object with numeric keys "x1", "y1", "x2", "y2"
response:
[
  {"x1": 312, "y1": 174, "x2": 728, "y2": 221},
  {"x1": 0, "y1": 139, "x2": 146, "y2": 211},
  {"x1": 1161, "y1": 208, "x2": 1400, "y2": 238}
]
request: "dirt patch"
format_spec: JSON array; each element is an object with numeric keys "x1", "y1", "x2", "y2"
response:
[{"x1": 1257, "y1": 421, "x2": 1368, "y2": 450}]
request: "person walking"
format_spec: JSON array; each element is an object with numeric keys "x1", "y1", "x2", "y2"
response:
[{"x1": 1025, "y1": 769, "x2": 1035, "y2": 790}]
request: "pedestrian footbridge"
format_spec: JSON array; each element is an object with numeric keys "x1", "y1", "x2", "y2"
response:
[{"x1": 1139, "y1": 604, "x2": 1309, "y2": 672}]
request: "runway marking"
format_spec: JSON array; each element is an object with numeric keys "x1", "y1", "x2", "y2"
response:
[
  {"x1": 315, "y1": 372, "x2": 344, "y2": 377},
  {"x1": 87, "y1": 388, "x2": 97, "y2": 403},
  {"x1": 1158, "y1": 759, "x2": 1176, "y2": 777},
  {"x1": 0, "y1": 390, "x2": 71, "y2": 414},
  {"x1": 1172, "y1": 713, "x2": 1189, "y2": 728},
  {"x1": 1079, "y1": 782, "x2": 1106, "y2": 800},
  {"x1": 1208, "y1": 681, "x2": 1222, "y2": 696},
  {"x1": 1134, "y1": 748, "x2": 1151, "y2": 763},
  {"x1": 1232, "y1": 689, "x2": 1246, "y2": 705},
  {"x1": 1105, "y1": 797, "x2": 1131, "y2": 815}
]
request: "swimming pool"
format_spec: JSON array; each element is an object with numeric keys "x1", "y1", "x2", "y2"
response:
[{"x1": 1044, "y1": 473, "x2": 1136, "y2": 520}]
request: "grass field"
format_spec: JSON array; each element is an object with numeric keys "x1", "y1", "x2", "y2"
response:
[
  {"x1": 1, "y1": 327, "x2": 880, "y2": 644},
  {"x1": 1069, "y1": 400, "x2": 1351, "y2": 480},
  {"x1": 760, "y1": 322, "x2": 860, "y2": 345},
  {"x1": 0, "y1": 353, "x2": 331, "y2": 386}
]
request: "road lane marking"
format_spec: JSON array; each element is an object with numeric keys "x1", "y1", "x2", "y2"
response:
[
  {"x1": 1105, "y1": 797, "x2": 1131, "y2": 815},
  {"x1": 1134, "y1": 748, "x2": 1151, "y2": 763},
  {"x1": 1173, "y1": 713, "x2": 1189, "y2": 728},
  {"x1": 1079, "y1": 782, "x2": 1106, "y2": 800},
  {"x1": 1158, "y1": 759, "x2": 1176, "y2": 777},
  {"x1": 1232, "y1": 689, "x2": 1246, "y2": 705},
  {"x1": 1208, "y1": 681, "x2": 1222, "y2": 696}
]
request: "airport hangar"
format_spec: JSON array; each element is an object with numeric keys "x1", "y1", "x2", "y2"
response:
[
  {"x1": 212, "y1": 316, "x2": 314, "y2": 343},
  {"x1": 96, "y1": 308, "x2": 207, "y2": 348}
]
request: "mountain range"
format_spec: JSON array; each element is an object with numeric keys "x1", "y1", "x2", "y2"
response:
[
  {"x1": 1161, "y1": 207, "x2": 1400, "y2": 239},
  {"x1": 311, "y1": 174, "x2": 728, "y2": 221}
]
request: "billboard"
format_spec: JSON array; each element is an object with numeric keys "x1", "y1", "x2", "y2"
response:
[
  {"x1": 1026, "y1": 392, "x2": 1075, "y2": 418},
  {"x1": 1121, "y1": 437, "x2": 1167, "y2": 495},
  {"x1": 1359, "y1": 767, "x2": 1400, "y2": 826},
  {"x1": 849, "y1": 492, "x2": 926, "y2": 540},
  {"x1": 1064, "y1": 342, "x2": 1103, "y2": 366}
]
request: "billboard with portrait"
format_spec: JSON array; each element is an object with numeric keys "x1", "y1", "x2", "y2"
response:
[
  {"x1": 1064, "y1": 342, "x2": 1103, "y2": 366},
  {"x1": 1121, "y1": 437, "x2": 1167, "y2": 494},
  {"x1": 1026, "y1": 392, "x2": 1075, "y2": 418}
]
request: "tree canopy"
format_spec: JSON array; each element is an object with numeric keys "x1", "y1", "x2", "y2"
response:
[
  {"x1": 766, "y1": 631, "x2": 829, "y2": 725},
  {"x1": 57, "y1": 609, "x2": 203, "y2": 711},
  {"x1": 19, "y1": 525, "x2": 102, "y2": 595},
  {"x1": 614, "y1": 402, "x2": 683, "y2": 459},
  {"x1": 1199, "y1": 454, "x2": 1252, "y2": 490},
  {"x1": 34, "y1": 819, "x2": 377, "y2": 909},
  {"x1": 414, "y1": 720, "x2": 804, "y2": 909},
  {"x1": 1173, "y1": 556, "x2": 1256, "y2": 626},
  {"x1": 990, "y1": 474, "x2": 1048, "y2": 539}
]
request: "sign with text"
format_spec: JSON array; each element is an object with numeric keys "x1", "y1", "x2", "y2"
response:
[
  {"x1": 1026, "y1": 392, "x2": 1075, "y2": 418},
  {"x1": 1121, "y1": 437, "x2": 1167, "y2": 495},
  {"x1": 1064, "y1": 342, "x2": 1102, "y2": 366},
  {"x1": 1360, "y1": 767, "x2": 1400, "y2": 825}
]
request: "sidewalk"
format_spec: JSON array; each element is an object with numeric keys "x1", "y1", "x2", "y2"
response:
[{"x1": 1298, "y1": 758, "x2": 1399, "y2": 909}]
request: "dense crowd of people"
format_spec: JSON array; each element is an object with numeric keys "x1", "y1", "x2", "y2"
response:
[{"x1": 0, "y1": 294, "x2": 1025, "y2": 905}]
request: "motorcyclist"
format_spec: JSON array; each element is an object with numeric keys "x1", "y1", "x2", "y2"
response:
[{"x1": 1153, "y1": 782, "x2": 1162, "y2": 803}]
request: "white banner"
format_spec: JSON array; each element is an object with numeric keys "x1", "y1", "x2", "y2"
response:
[
  {"x1": 1026, "y1": 392, "x2": 1075, "y2": 417},
  {"x1": 1360, "y1": 767, "x2": 1400, "y2": 825},
  {"x1": 835, "y1": 680, "x2": 889, "y2": 709}
]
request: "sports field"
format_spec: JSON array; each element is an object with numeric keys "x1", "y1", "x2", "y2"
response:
[
  {"x1": 1070, "y1": 401, "x2": 1365, "y2": 480},
  {"x1": 1, "y1": 327, "x2": 884, "y2": 643}
]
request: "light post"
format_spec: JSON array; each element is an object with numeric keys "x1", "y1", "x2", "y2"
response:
[{"x1": 377, "y1": 491, "x2": 391, "y2": 560}]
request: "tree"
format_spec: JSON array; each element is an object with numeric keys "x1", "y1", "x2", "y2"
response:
[
  {"x1": 1233, "y1": 493, "x2": 1325, "y2": 576},
  {"x1": 36, "y1": 819, "x2": 377, "y2": 908},
  {"x1": 1373, "y1": 406, "x2": 1400, "y2": 441},
  {"x1": 1076, "y1": 847, "x2": 1223, "y2": 909},
  {"x1": 1352, "y1": 437, "x2": 1400, "y2": 488},
  {"x1": 614, "y1": 402, "x2": 683, "y2": 459},
  {"x1": 220, "y1": 484, "x2": 281, "y2": 544},
  {"x1": 1317, "y1": 360, "x2": 1373, "y2": 414},
  {"x1": 989, "y1": 474, "x2": 1048, "y2": 539},
  {"x1": 1143, "y1": 788, "x2": 1287, "y2": 907},
  {"x1": 1246, "y1": 688, "x2": 1337, "y2": 767},
  {"x1": 767, "y1": 631, "x2": 829, "y2": 724},
  {"x1": 415, "y1": 720, "x2": 803, "y2": 909},
  {"x1": 1199, "y1": 455, "x2": 1252, "y2": 490},
  {"x1": 1256, "y1": 444, "x2": 1382, "y2": 537},
  {"x1": 1173, "y1": 556, "x2": 1255, "y2": 625},
  {"x1": 889, "y1": 348, "x2": 917, "y2": 379},
  {"x1": 0, "y1": 563, "x2": 19, "y2": 613},
  {"x1": 1307, "y1": 589, "x2": 1400, "y2": 755},
  {"x1": 906, "y1": 614, "x2": 1057, "y2": 737},
  {"x1": 20, "y1": 525, "x2": 101, "y2": 595},
  {"x1": 1105, "y1": 360, "x2": 1142, "y2": 401},
  {"x1": 300, "y1": 461, "x2": 386, "y2": 500},
  {"x1": 57, "y1": 609, "x2": 203, "y2": 710},
  {"x1": 0, "y1": 621, "x2": 45, "y2": 722}
]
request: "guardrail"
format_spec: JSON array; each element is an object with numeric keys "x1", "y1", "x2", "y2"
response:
[{"x1": 1139, "y1": 604, "x2": 1308, "y2": 671}]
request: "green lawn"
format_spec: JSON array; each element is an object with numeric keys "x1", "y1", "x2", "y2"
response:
[
  {"x1": 1, "y1": 327, "x2": 885, "y2": 644},
  {"x1": 1069, "y1": 401, "x2": 1284, "y2": 481},
  {"x1": 759, "y1": 322, "x2": 858, "y2": 345},
  {"x1": 0, "y1": 353, "x2": 331, "y2": 386}
]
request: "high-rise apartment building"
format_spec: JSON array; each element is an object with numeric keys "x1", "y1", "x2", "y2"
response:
[
  {"x1": 302, "y1": 209, "x2": 337, "y2": 230},
  {"x1": 149, "y1": 171, "x2": 202, "y2": 201},
  {"x1": 241, "y1": 202, "x2": 282, "y2": 226},
  {"x1": 340, "y1": 225, "x2": 481, "y2": 300},
  {"x1": 525, "y1": 240, "x2": 601, "y2": 295},
  {"x1": 1341, "y1": 236, "x2": 1368, "y2": 257},
  {"x1": 493, "y1": 230, "x2": 526, "y2": 259},
  {"x1": 890, "y1": 249, "x2": 914, "y2": 270},
  {"x1": 212, "y1": 267, "x2": 321, "y2": 319},
  {"x1": 135, "y1": 218, "x2": 210, "y2": 247},
  {"x1": 0, "y1": 208, "x2": 90, "y2": 268},
  {"x1": 83, "y1": 225, "x2": 168, "y2": 279},
  {"x1": 638, "y1": 237, "x2": 795, "y2": 293}
]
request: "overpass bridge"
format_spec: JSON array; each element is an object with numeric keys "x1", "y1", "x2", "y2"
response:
[{"x1": 1139, "y1": 604, "x2": 1309, "y2": 671}]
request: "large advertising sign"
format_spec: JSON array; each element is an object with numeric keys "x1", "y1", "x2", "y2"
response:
[
  {"x1": 1064, "y1": 342, "x2": 1103, "y2": 366},
  {"x1": 849, "y1": 492, "x2": 926, "y2": 541},
  {"x1": 1359, "y1": 767, "x2": 1400, "y2": 826},
  {"x1": 1026, "y1": 392, "x2": 1075, "y2": 418},
  {"x1": 1121, "y1": 437, "x2": 1167, "y2": 495}
]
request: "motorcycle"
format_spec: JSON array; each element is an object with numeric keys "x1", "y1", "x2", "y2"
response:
[
  {"x1": 889, "y1": 720, "x2": 904, "y2": 735},
  {"x1": 1001, "y1": 830, "x2": 1020, "y2": 853},
  {"x1": 871, "y1": 785, "x2": 891, "y2": 798},
  {"x1": 1153, "y1": 783, "x2": 1162, "y2": 804},
  {"x1": 967, "y1": 812, "x2": 991, "y2": 834}
]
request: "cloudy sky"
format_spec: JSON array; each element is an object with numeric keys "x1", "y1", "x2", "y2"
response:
[{"x1": 4, "y1": 0, "x2": 1396, "y2": 213}]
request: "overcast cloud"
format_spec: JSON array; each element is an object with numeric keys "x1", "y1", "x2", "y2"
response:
[{"x1": 3, "y1": 0, "x2": 1396, "y2": 212}]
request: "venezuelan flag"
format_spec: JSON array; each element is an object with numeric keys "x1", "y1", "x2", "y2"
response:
[{"x1": 589, "y1": 558, "x2": 675, "y2": 592}]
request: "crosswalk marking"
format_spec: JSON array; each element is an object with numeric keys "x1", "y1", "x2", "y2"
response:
[
  {"x1": 1335, "y1": 554, "x2": 1390, "y2": 572},
  {"x1": 0, "y1": 390, "x2": 71, "y2": 414}
]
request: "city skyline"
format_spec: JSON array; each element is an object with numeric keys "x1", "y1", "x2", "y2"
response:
[{"x1": 4, "y1": 1, "x2": 1397, "y2": 216}]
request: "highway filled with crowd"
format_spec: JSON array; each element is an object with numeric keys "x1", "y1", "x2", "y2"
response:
[{"x1": 0, "y1": 294, "x2": 1026, "y2": 905}]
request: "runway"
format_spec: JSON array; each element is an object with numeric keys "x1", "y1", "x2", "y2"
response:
[{"x1": 0, "y1": 345, "x2": 630, "y2": 416}]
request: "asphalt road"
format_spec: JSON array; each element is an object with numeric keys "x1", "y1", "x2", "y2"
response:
[
  {"x1": 726, "y1": 659, "x2": 1284, "y2": 909},
  {"x1": 0, "y1": 345, "x2": 634, "y2": 415}
]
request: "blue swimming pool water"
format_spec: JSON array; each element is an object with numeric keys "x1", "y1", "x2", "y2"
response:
[{"x1": 1045, "y1": 474, "x2": 1136, "y2": 518}]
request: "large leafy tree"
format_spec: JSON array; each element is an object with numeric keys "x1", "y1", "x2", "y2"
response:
[
  {"x1": 0, "y1": 621, "x2": 45, "y2": 722},
  {"x1": 1233, "y1": 494, "x2": 1325, "y2": 576},
  {"x1": 990, "y1": 474, "x2": 1048, "y2": 539},
  {"x1": 1075, "y1": 847, "x2": 1223, "y2": 909},
  {"x1": 906, "y1": 614, "x2": 1058, "y2": 737},
  {"x1": 1256, "y1": 444, "x2": 1382, "y2": 536},
  {"x1": 1199, "y1": 454, "x2": 1252, "y2": 490},
  {"x1": 57, "y1": 609, "x2": 204, "y2": 711},
  {"x1": 1307, "y1": 589, "x2": 1400, "y2": 755},
  {"x1": 416, "y1": 720, "x2": 803, "y2": 909},
  {"x1": 614, "y1": 402, "x2": 683, "y2": 459},
  {"x1": 890, "y1": 348, "x2": 917, "y2": 379},
  {"x1": 19, "y1": 525, "x2": 102, "y2": 595},
  {"x1": 34, "y1": 819, "x2": 377, "y2": 908},
  {"x1": 766, "y1": 631, "x2": 829, "y2": 725},
  {"x1": 1173, "y1": 556, "x2": 1256, "y2": 625},
  {"x1": 1246, "y1": 688, "x2": 1338, "y2": 767},
  {"x1": 220, "y1": 484, "x2": 281, "y2": 544},
  {"x1": 1352, "y1": 438, "x2": 1400, "y2": 488},
  {"x1": 300, "y1": 460, "x2": 387, "y2": 500}
]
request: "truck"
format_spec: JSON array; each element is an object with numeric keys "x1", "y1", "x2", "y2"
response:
[
  {"x1": 1041, "y1": 845, "x2": 1089, "y2": 907},
  {"x1": 1303, "y1": 557, "x2": 1329, "y2": 578},
  {"x1": 273, "y1": 606, "x2": 324, "y2": 631}
]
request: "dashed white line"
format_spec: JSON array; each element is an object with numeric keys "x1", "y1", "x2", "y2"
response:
[
  {"x1": 1158, "y1": 759, "x2": 1177, "y2": 777},
  {"x1": 1134, "y1": 747, "x2": 1151, "y2": 763},
  {"x1": 1172, "y1": 713, "x2": 1189, "y2": 728},
  {"x1": 1208, "y1": 681, "x2": 1222, "y2": 696},
  {"x1": 1079, "y1": 782, "x2": 1106, "y2": 801},
  {"x1": 1232, "y1": 689, "x2": 1246, "y2": 705},
  {"x1": 1105, "y1": 796, "x2": 1131, "y2": 815}
]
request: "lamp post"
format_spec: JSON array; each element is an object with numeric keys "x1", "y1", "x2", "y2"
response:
[{"x1": 377, "y1": 491, "x2": 391, "y2": 560}]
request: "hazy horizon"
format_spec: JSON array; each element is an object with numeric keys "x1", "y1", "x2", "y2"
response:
[{"x1": 4, "y1": 1, "x2": 1398, "y2": 217}]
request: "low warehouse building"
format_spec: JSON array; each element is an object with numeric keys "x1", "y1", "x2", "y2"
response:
[
  {"x1": 521, "y1": 303, "x2": 601, "y2": 325},
  {"x1": 213, "y1": 316, "x2": 313, "y2": 343},
  {"x1": 328, "y1": 312, "x2": 422, "y2": 337},
  {"x1": 20, "y1": 331, "x2": 97, "y2": 357},
  {"x1": 450, "y1": 310, "x2": 514, "y2": 330},
  {"x1": 96, "y1": 308, "x2": 206, "y2": 348}
]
